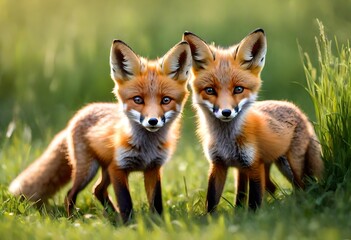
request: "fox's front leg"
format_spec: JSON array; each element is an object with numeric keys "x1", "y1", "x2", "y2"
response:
[
  {"x1": 206, "y1": 162, "x2": 228, "y2": 213},
  {"x1": 108, "y1": 164, "x2": 132, "y2": 223},
  {"x1": 144, "y1": 165, "x2": 163, "y2": 215},
  {"x1": 248, "y1": 163, "x2": 265, "y2": 210},
  {"x1": 236, "y1": 170, "x2": 248, "y2": 207}
]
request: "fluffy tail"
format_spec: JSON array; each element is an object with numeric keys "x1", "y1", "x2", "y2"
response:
[
  {"x1": 305, "y1": 133, "x2": 324, "y2": 180},
  {"x1": 9, "y1": 130, "x2": 72, "y2": 203}
]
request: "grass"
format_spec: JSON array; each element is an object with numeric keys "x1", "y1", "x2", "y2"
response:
[
  {"x1": 1, "y1": 6, "x2": 351, "y2": 240},
  {"x1": 2, "y1": 0, "x2": 351, "y2": 134},
  {"x1": 303, "y1": 21, "x2": 351, "y2": 193}
]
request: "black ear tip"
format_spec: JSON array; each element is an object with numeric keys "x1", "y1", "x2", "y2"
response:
[
  {"x1": 178, "y1": 41, "x2": 189, "y2": 46},
  {"x1": 252, "y1": 28, "x2": 265, "y2": 35},
  {"x1": 113, "y1": 39, "x2": 123, "y2": 44},
  {"x1": 112, "y1": 40, "x2": 130, "y2": 48},
  {"x1": 183, "y1": 31, "x2": 197, "y2": 38}
]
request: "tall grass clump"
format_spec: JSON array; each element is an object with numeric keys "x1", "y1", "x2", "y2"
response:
[{"x1": 302, "y1": 21, "x2": 351, "y2": 192}]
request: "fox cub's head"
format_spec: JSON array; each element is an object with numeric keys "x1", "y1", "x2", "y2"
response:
[
  {"x1": 110, "y1": 40, "x2": 192, "y2": 132},
  {"x1": 183, "y1": 29, "x2": 266, "y2": 122}
]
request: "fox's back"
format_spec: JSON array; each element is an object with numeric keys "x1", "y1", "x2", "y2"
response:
[
  {"x1": 254, "y1": 100, "x2": 314, "y2": 137},
  {"x1": 69, "y1": 102, "x2": 121, "y2": 125},
  {"x1": 252, "y1": 100, "x2": 316, "y2": 162},
  {"x1": 68, "y1": 103, "x2": 123, "y2": 140},
  {"x1": 254, "y1": 101, "x2": 306, "y2": 126}
]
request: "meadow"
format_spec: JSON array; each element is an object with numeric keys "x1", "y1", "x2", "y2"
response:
[{"x1": 1, "y1": 0, "x2": 351, "y2": 239}]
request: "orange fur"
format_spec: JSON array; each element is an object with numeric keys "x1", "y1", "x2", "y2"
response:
[
  {"x1": 144, "y1": 166, "x2": 162, "y2": 212},
  {"x1": 184, "y1": 29, "x2": 323, "y2": 211},
  {"x1": 206, "y1": 163, "x2": 228, "y2": 212},
  {"x1": 9, "y1": 40, "x2": 192, "y2": 223}
]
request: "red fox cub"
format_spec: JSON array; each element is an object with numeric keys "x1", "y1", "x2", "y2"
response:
[
  {"x1": 183, "y1": 29, "x2": 323, "y2": 212},
  {"x1": 9, "y1": 40, "x2": 192, "y2": 223}
]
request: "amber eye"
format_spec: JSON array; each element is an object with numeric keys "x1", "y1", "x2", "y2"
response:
[
  {"x1": 205, "y1": 87, "x2": 216, "y2": 95},
  {"x1": 234, "y1": 86, "x2": 244, "y2": 94},
  {"x1": 133, "y1": 96, "x2": 144, "y2": 104},
  {"x1": 161, "y1": 96, "x2": 172, "y2": 105}
]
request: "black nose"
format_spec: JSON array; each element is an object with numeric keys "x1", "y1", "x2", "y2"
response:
[
  {"x1": 222, "y1": 109, "x2": 232, "y2": 117},
  {"x1": 148, "y1": 118, "x2": 158, "y2": 126}
]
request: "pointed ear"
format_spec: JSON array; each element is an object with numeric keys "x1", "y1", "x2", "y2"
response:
[
  {"x1": 110, "y1": 40, "x2": 141, "y2": 82},
  {"x1": 235, "y1": 29, "x2": 267, "y2": 74},
  {"x1": 182, "y1": 32, "x2": 214, "y2": 72},
  {"x1": 161, "y1": 41, "x2": 192, "y2": 82}
]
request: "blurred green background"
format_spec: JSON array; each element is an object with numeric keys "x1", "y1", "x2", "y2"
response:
[{"x1": 1, "y1": 0, "x2": 350, "y2": 140}]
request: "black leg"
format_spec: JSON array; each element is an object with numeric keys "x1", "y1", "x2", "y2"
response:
[
  {"x1": 153, "y1": 180, "x2": 162, "y2": 214},
  {"x1": 248, "y1": 179, "x2": 263, "y2": 211},
  {"x1": 144, "y1": 166, "x2": 163, "y2": 215},
  {"x1": 236, "y1": 170, "x2": 248, "y2": 207},
  {"x1": 206, "y1": 163, "x2": 228, "y2": 213},
  {"x1": 108, "y1": 165, "x2": 133, "y2": 223},
  {"x1": 115, "y1": 183, "x2": 133, "y2": 223}
]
